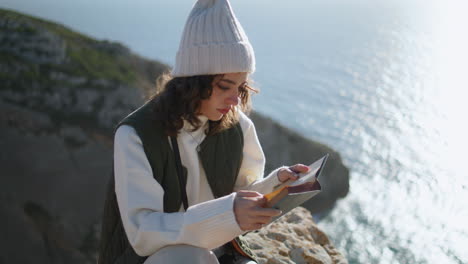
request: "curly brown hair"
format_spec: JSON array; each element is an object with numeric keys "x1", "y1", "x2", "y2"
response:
[{"x1": 148, "y1": 72, "x2": 258, "y2": 136}]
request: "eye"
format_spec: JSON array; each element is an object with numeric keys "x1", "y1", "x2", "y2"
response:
[{"x1": 217, "y1": 84, "x2": 230, "y2": 91}]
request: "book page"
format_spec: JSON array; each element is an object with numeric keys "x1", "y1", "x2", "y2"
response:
[
  {"x1": 290, "y1": 156, "x2": 326, "y2": 186},
  {"x1": 273, "y1": 154, "x2": 329, "y2": 190}
]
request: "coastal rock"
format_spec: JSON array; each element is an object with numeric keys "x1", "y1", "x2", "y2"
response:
[
  {"x1": 251, "y1": 113, "x2": 350, "y2": 215},
  {"x1": 0, "y1": 9, "x2": 349, "y2": 264},
  {"x1": 0, "y1": 13, "x2": 66, "y2": 64},
  {"x1": 244, "y1": 207, "x2": 347, "y2": 264}
]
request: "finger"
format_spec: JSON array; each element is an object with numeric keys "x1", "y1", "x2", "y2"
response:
[
  {"x1": 252, "y1": 195, "x2": 267, "y2": 205},
  {"x1": 253, "y1": 215, "x2": 273, "y2": 225},
  {"x1": 289, "y1": 173, "x2": 300, "y2": 180},
  {"x1": 253, "y1": 207, "x2": 282, "y2": 217},
  {"x1": 282, "y1": 169, "x2": 300, "y2": 181},
  {"x1": 247, "y1": 223, "x2": 264, "y2": 231},
  {"x1": 239, "y1": 197, "x2": 266, "y2": 209},
  {"x1": 237, "y1": 190, "x2": 263, "y2": 198},
  {"x1": 243, "y1": 197, "x2": 267, "y2": 209},
  {"x1": 278, "y1": 168, "x2": 297, "y2": 182},
  {"x1": 290, "y1": 164, "x2": 310, "y2": 173}
]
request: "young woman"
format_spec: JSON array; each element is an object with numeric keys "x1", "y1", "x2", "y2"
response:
[{"x1": 98, "y1": 1, "x2": 308, "y2": 263}]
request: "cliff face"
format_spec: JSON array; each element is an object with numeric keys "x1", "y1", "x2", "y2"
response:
[
  {"x1": 0, "y1": 9, "x2": 349, "y2": 264},
  {"x1": 0, "y1": 9, "x2": 164, "y2": 263}
]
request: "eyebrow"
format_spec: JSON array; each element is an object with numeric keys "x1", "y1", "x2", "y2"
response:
[
  {"x1": 219, "y1": 78, "x2": 258, "y2": 93},
  {"x1": 220, "y1": 79, "x2": 239, "y2": 85}
]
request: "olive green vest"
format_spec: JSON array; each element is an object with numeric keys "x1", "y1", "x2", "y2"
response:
[{"x1": 98, "y1": 100, "x2": 255, "y2": 264}]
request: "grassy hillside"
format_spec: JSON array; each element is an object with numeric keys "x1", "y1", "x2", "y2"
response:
[
  {"x1": 0, "y1": 8, "x2": 168, "y2": 132},
  {"x1": 0, "y1": 8, "x2": 156, "y2": 85}
]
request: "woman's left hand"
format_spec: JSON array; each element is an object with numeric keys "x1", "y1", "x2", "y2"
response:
[{"x1": 277, "y1": 164, "x2": 310, "y2": 183}]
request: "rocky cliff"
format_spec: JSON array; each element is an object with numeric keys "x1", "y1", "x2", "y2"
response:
[
  {"x1": 0, "y1": 9, "x2": 349, "y2": 264},
  {"x1": 245, "y1": 207, "x2": 347, "y2": 264}
]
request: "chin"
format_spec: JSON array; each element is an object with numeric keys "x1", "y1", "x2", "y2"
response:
[{"x1": 208, "y1": 114, "x2": 224, "y2": 121}]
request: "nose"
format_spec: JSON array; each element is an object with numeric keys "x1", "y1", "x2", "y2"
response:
[{"x1": 225, "y1": 92, "x2": 240, "y2": 106}]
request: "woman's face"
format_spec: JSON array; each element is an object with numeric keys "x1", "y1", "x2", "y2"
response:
[{"x1": 199, "y1": 72, "x2": 248, "y2": 121}]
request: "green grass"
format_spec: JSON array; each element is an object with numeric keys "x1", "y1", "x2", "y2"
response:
[
  {"x1": 67, "y1": 46, "x2": 136, "y2": 83},
  {"x1": 0, "y1": 8, "x2": 96, "y2": 45},
  {"x1": 1, "y1": 8, "x2": 138, "y2": 85}
]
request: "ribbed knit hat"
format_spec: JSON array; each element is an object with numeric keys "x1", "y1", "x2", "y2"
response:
[{"x1": 171, "y1": 0, "x2": 256, "y2": 77}]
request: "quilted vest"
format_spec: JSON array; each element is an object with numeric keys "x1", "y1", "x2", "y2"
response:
[{"x1": 98, "y1": 100, "x2": 255, "y2": 264}]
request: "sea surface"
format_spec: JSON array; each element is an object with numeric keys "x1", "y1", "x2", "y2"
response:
[{"x1": 2, "y1": 0, "x2": 468, "y2": 263}]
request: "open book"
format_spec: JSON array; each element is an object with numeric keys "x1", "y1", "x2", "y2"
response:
[{"x1": 264, "y1": 154, "x2": 329, "y2": 221}]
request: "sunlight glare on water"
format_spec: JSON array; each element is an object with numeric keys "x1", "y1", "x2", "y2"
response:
[{"x1": 318, "y1": 1, "x2": 468, "y2": 263}]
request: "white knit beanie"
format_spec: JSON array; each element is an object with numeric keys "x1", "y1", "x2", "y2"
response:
[{"x1": 171, "y1": 0, "x2": 256, "y2": 77}]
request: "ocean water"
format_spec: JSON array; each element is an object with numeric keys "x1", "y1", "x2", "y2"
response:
[{"x1": 2, "y1": 0, "x2": 468, "y2": 263}]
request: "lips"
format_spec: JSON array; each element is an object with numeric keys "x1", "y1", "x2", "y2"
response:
[{"x1": 217, "y1": 108, "x2": 231, "y2": 115}]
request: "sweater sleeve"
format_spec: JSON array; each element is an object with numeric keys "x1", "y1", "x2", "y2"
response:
[
  {"x1": 114, "y1": 125, "x2": 244, "y2": 256},
  {"x1": 234, "y1": 111, "x2": 282, "y2": 194}
]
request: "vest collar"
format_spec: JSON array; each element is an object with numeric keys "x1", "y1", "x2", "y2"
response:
[{"x1": 182, "y1": 115, "x2": 209, "y2": 132}]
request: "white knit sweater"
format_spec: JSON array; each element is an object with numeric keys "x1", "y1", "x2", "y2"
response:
[{"x1": 114, "y1": 110, "x2": 281, "y2": 256}]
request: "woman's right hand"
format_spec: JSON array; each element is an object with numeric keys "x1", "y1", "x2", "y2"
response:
[{"x1": 233, "y1": 190, "x2": 282, "y2": 231}]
